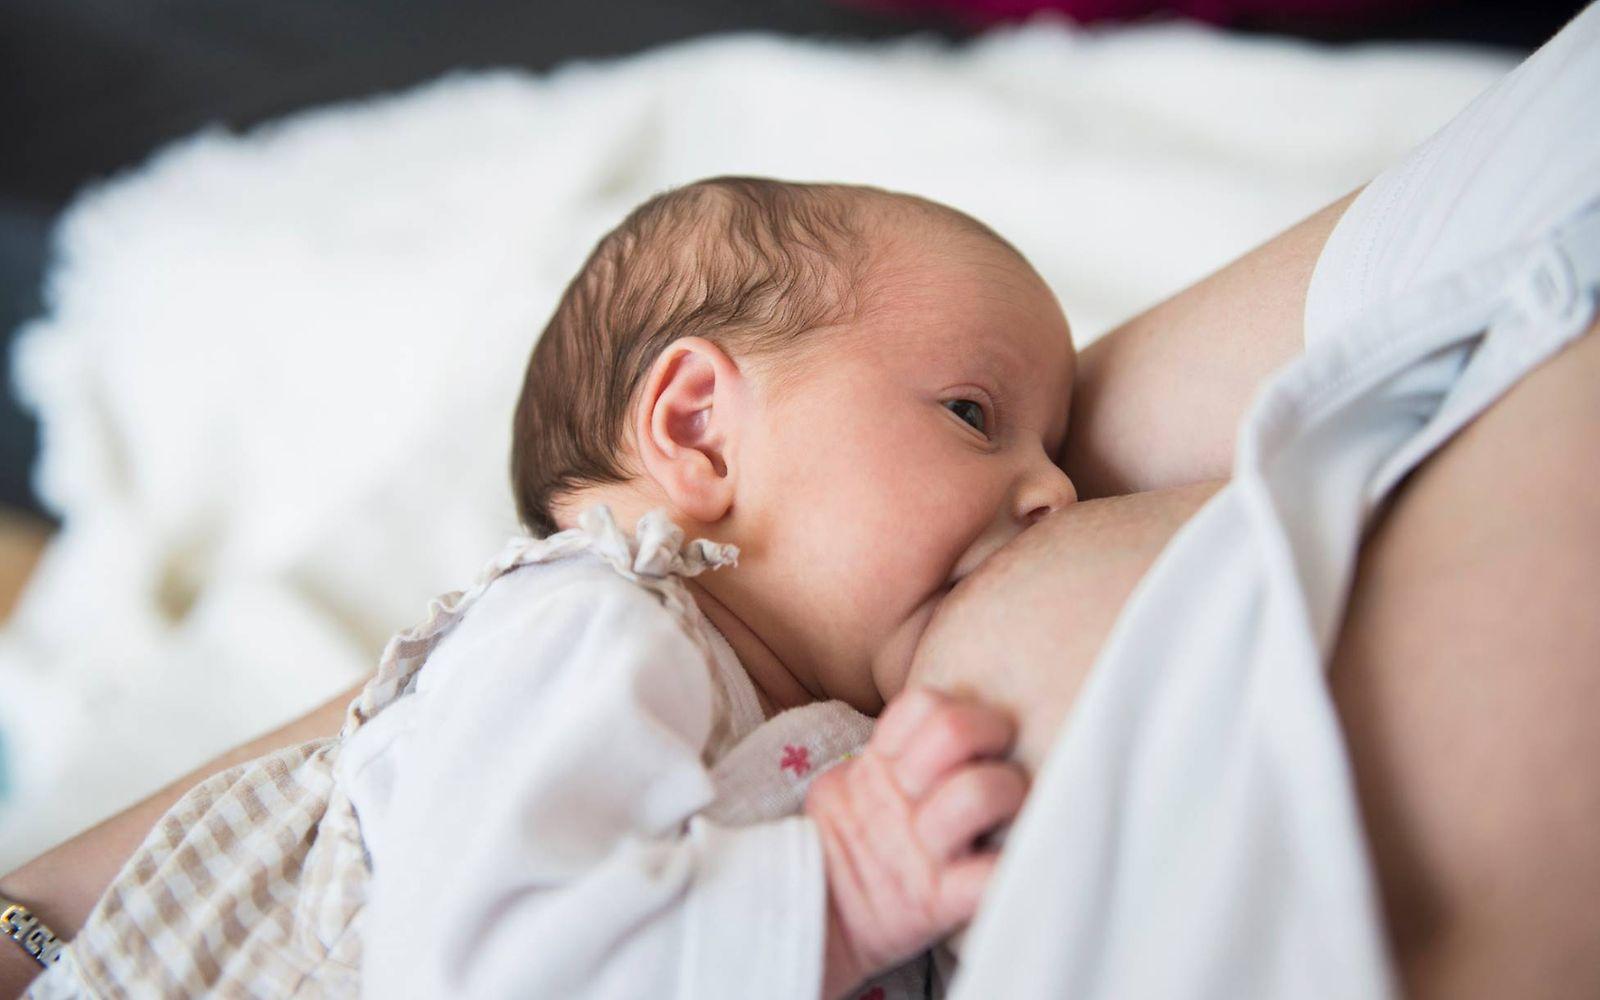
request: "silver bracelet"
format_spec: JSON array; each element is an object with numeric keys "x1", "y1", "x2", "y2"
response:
[{"x1": 0, "y1": 898, "x2": 65, "y2": 968}]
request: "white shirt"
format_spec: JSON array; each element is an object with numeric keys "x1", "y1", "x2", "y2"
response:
[{"x1": 336, "y1": 505, "x2": 910, "y2": 999}]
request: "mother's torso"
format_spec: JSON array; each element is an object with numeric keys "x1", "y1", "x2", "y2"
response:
[{"x1": 906, "y1": 479, "x2": 1223, "y2": 773}]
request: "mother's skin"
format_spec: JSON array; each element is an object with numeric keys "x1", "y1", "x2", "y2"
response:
[
  {"x1": 6, "y1": 191, "x2": 1598, "y2": 998},
  {"x1": 910, "y1": 192, "x2": 1600, "y2": 999}
]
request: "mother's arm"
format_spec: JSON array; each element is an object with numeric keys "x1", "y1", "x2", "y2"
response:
[
  {"x1": 1062, "y1": 187, "x2": 1361, "y2": 499},
  {"x1": 0, "y1": 679, "x2": 363, "y2": 998}
]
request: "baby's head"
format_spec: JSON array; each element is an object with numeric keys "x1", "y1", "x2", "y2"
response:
[{"x1": 512, "y1": 177, "x2": 1077, "y2": 714}]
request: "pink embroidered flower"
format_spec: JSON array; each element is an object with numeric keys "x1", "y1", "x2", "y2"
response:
[{"x1": 780, "y1": 744, "x2": 812, "y2": 777}]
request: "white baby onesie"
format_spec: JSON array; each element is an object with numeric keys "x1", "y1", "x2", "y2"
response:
[{"x1": 339, "y1": 503, "x2": 930, "y2": 1000}]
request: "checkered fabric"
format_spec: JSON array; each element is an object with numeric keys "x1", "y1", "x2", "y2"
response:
[{"x1": 25, "y1": 739, "x2": 364, "y2": 998}]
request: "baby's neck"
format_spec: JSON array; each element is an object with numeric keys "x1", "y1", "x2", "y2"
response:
[{"x1": 683, "y1": 577, "x2": 816, "y2": 719}]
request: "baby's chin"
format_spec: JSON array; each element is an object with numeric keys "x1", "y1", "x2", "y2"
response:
[{"x1": 869, "y1": 583, "x2": 955, "y2": 711}]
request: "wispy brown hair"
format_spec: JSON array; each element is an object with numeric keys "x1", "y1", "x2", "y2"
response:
[{"x1": 509, "y1": 175, "x2": 1022, "y2": 537}]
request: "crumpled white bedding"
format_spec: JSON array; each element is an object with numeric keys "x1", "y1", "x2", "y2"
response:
[{"x1": 0, "y1": 17, "x2": 1513, "y2": 870}]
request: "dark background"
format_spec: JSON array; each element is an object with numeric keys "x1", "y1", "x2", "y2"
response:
[{"x1": 0, "y1": 0, "x2": 1584, "y2": 523}]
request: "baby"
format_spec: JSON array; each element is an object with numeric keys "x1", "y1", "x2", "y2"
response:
[{"x1": 23, "y1": 177, "x2": 1078, "y2": 1000}]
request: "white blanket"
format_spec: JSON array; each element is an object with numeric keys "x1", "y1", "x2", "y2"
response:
[{"x1": 0, "y1": 17, "x2": 1512, "y2": 872}]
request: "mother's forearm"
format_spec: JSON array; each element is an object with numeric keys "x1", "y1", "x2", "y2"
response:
[
  {"x1": 907, "y1": 481, "x2": 1223, "y2": 773},
  {"x1": 1061, "y1": 189, "x2": 1360, "y2": 500},
  {"x1": 0, "y1": 678, "x2": 363, "y2": 999}
]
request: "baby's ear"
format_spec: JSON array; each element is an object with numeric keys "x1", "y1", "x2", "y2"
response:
[{"x1": 633, "y1": 336, "x2": 744, "y2": 525}]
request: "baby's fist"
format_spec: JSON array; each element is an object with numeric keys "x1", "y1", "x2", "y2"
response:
[{"x1": 805, "y1": 687, "x2": 1027, "y2": 999}]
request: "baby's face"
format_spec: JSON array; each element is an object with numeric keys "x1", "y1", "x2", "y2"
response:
[{"x1": 735, "y1": 232, "x2": 1078, "y2": 713}]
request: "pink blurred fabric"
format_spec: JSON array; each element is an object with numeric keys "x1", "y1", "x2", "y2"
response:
[{"x1": 837, "y1": 0, "x2": 1438, "y2": 27}]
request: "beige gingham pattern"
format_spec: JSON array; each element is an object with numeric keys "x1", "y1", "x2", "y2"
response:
[
  {"x1": 25, "y1": 506, "x2": 739, "y2": 998},
  {"x1": 27, "y1": 741, "x2": 365, "y2": 998}
]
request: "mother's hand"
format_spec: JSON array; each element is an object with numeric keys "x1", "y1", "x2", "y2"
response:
[{"x1": 907, "y1": 480, "x2": 1224, "y2": 773}]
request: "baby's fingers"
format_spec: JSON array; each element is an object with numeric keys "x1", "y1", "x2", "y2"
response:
[
  {"x1": 915, "y1": 762, "x2": 1028, "y2": 861},
  {"x1": 872, "y1": 688, "x2": 1016, "y2": 799},
  {"x1": 932, "y1": 851, "x2": 1001, "y2": 934}
]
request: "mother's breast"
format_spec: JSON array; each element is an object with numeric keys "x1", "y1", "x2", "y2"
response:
[{"x1": 907, "y1": 480, "x2": 1224, "y2": 773}]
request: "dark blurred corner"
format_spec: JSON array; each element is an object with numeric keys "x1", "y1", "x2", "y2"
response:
[
  {"x1": 1228, "y1": 0, "x2": 1585, "y2": 44},
  {"x1": 0, "y1": 0, "x2": 1585, "y2": 594},
  {"x1": 843, "y1": 0, "x2": 1584, "y2": 46}
]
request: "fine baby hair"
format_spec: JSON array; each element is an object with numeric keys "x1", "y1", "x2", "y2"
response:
[{"x1": 509, "y1": 175, "x2": 1027, "y2": 537}]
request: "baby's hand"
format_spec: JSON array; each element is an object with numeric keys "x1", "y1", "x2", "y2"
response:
[{"x1": 804, "y1": 687, "x2": 1027, "y2": 1000}]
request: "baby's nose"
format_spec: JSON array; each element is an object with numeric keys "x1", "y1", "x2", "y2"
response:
[{"x1": 1018, "y1": 465, "x2": 1078, "y2": 526}]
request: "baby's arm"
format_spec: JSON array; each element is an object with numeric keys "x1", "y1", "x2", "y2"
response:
[
  {"x1": 359, "y1": 572, "x2": 829, "y2": 999},
  {"x1": 805, "y1": 688, "x2": 1027, "y2": 999}
]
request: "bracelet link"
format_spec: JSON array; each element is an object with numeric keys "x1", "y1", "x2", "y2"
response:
[{"x1": 1, "y1": 901, "x2": 65, "y2": 968}]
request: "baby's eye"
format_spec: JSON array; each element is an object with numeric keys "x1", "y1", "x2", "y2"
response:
[{"x1": 944, "y1": 399, "x2": 987, "y2": 435}]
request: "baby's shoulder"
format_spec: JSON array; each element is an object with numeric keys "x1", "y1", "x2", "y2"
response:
[
  {"x1": 474, "y1": 550, "x2": 630, "y2": 607},
  {"x1": 415, "y1": 551, "x2": 699, "y2": 693},
  {"x1": 464, "y1": 551, "x2": 675, "y2": 630}
]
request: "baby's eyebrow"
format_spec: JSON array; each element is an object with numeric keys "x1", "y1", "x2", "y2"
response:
[{"x1": 957, "y1": 340, "x2": 1018, "y2": 383}]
